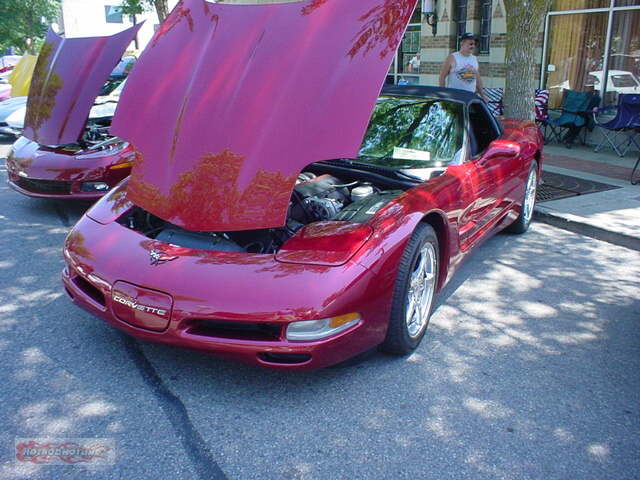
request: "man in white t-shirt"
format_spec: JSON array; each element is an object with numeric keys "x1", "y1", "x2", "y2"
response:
[{"x1": 438, "y1": 33, "x2": 488, "y2": 102}]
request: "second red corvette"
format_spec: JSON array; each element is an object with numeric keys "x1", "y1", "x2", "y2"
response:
[{"x1": 5, "y1": 26, "x2": 140, "y2": 200}]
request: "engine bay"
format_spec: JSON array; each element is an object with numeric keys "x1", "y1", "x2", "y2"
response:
[{"x1": 117, "y1": 164, "x2": 411, "y2": 254}]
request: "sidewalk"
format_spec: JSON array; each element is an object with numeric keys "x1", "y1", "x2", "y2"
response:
[{"x1": 535, "y1": 143, "x2": 640, "y2": 251}]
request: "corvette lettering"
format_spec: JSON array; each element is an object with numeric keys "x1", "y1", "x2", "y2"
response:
[{"x1": 113, "y1": 295, "x2": 167, "y2": 316}]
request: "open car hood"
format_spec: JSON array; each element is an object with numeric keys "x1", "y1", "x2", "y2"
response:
[
  {"x1": 23, "y1": 25, "x2": 141, "y2": 146},
  {"x1": 111, "y1": 0, "x2": 417, "y2": 231}
]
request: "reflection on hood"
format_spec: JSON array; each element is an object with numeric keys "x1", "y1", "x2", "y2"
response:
[{"x1": 112, "y1": 0, "x2": 418, "y2": 231}]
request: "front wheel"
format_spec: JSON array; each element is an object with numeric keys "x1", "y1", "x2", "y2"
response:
[
  {"x1": 506, "y1": 161, "x2": 538, "y2": 234},
  {"x1": 380, "y1": 223, "x2": 439, "y2": 355}
]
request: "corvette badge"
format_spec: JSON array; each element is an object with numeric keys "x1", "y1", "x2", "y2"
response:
[{"x1": 149, "y1": 249, "x2": 178, "y2": 266}]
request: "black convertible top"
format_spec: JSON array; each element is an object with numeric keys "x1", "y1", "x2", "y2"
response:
[{"x1": 380, "y1": 84, "x2": 482, "y2": 105}]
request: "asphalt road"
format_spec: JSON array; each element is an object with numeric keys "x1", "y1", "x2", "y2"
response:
[{"x1": 0, "y1": 137, "x2": 639, "y2": 480}]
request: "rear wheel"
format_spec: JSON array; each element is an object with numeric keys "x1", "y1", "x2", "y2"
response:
[
  {"x1": 506, "y1": 161, "x2": 538, "y2": 234},
  {"x1": 380, "y1": 223, "x2": 439, "y2": 355}
]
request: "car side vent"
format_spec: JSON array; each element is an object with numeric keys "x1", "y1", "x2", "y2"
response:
[
  {"x1": 186, "y1": 320, "x2": 281, "y2": 341},
  {"x1": 72, "y1": 275, "x2": 106, "y2": 307}
]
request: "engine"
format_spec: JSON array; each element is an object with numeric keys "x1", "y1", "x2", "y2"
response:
[
  {"x1": 118, "y1": 170, "x2": 404, "y2": 254},
  {"x1": 289, "y1": 173, "x2": 353, "y2": 224}
]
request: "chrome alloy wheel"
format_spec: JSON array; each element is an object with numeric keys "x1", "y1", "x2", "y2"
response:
[
  {"x1": 405, "y1": 242, "x2": 437, "y2": 338},
  {"x1": 522, "y1": 168, "x2": 537, "y2": 225}
]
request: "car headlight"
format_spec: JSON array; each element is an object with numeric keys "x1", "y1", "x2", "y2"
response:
[
  {"x1": 83, "y1": 137, "x2": 129, "y2": 155},
  {"x1": 286, "y1": 313, "x2": 361, "y2": 341}
]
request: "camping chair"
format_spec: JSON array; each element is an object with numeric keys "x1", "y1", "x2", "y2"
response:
[
  {"x1": 546, "y1": 89, "x2": 600, "y2": 146},
  {"x1": 632, "y1": 152, "x2": 640, "y2": 185},
  {"x1": 534, "y1": 89, "x2": 550, "y2": 140},
  {"x1": 484, "y1": 87, "x2": 503, "y2": 117},
  {"x1": 592, "y1": 93, "x2": 640, "y2": 157}
]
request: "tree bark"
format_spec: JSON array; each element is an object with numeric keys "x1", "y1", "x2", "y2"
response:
[
  {"x1": 503, "y1": 0, "x2": 552, "y2": 120},
  {"x1": 153, "y1": 0, "x2": 169, "y2": 23}
]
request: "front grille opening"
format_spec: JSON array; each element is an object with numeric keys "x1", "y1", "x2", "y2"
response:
[
  {"x1": 72, "y1": 275, "x2": 105, "y2": 307},
  {"x1": 186, "y1": 320, "x2": 282, "y2": 341},
  {"x1": 259, "y1": 353, "x2": 312, "y2": 365},
  {"x1": 16, "y1": 178, "x2": 72, "y2": 194}
]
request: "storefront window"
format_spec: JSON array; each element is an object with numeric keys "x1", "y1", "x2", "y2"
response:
[
  {"x1": 552, "y1": 0, "x2": 609, "y2": 10},
  {"x1": 545, "y1": 12, "x2": 608, "y2": 107},
  {"x1": 388, "y1": 5, "x2": 422, "y2": 86},
  {"x1": 602, "y1": 9, "x2": 640, "y2": 105}
]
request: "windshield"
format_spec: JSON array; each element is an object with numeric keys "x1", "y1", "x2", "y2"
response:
[
  {"x1": 357, "y1": 96, "x2": 465, "y2": 168},
  {"x1": 611, "y1": 74, "x2": 639, "y2": 88}
]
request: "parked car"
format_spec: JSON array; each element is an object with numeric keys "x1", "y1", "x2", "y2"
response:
[
  {"x1": 587, "y1": 70, "x2": 640, "y2": 94},
  {"x1": 5, "y1": 25, "x2": 140, "y2": 199},
  {"x1": 0, "y1": 96, "x2": 26, "y2": 136},
  {"x1": 62, "y1": 0, "x2": 543, "y2": 370}
]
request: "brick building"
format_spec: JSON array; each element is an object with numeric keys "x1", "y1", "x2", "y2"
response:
[
  {"x1": 390, "y1": 0, "x2": 639, "y2": 111},
  {"x1": 59, "y1": 0, "x2": 640, "y2": 112}
]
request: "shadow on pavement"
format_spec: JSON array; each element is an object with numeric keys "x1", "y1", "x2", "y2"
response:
[{"x1": 0, "y1": 156, "x2": 638, "y2": 479}]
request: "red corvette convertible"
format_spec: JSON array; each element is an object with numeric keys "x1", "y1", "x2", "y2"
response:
[
  {"x1": 5, "y1": 26, "x2": 140, "y2": 200},
  {"x1": 62, "y1": 0, "x2": 543, "y2": 370}
]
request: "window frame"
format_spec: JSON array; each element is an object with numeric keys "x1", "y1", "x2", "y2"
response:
[
  {"x1": 466, "y1": 100, "x2": 503, "y2": 158},
  {"x1": 387, "y1": 3, "x2": 422, "y2": 86},
  {"x1": 479, "y1": 0, "x2": 493, "y2": 54},
  {"x1": 104, "y1": 5, "x2": 124, "y2": 24},
  {"x1": 455, "y1": 0, "x2": 468, "y2": 50}
]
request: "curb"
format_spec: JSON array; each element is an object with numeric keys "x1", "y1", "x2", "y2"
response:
[{"x1": 534, "y1": 208, "x2": 640, "y2": 252}]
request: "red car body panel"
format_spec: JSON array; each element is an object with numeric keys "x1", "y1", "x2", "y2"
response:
[
  {"x1": 60, "y1": 0, "x2": 544, "y2": 370},
  {"x1": 111, "y1": 0, "x2": 418, "y2": 232},
  {"x1": 23, "y1": 25, "x2": 141, "y2": 146},
  {"x1": 62, "y1": 118, "x2": 543, "y2": 370},
  {"x1": 6, "y1": 137, "x2": 135, "y2": 199},
  {"x1": 6, "y1": 27, "x2": 141, "y2": 200}
]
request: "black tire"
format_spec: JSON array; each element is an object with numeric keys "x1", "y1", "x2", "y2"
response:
[
  {"x1": 380, "y1": 223, "x2": 439, "y2": 355},
  {"x1": 506, "y1": 161, "x2": 538, "y2": 234}
]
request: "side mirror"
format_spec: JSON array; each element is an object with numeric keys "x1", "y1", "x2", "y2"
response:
[{"x1": 483, "y1": 139, "x2": 520, "y2": 160}]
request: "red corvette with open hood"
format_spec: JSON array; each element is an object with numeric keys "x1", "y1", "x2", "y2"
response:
[
  {"x1": 5, "y1": 25, "x2": 140, "y2": 199},
  {"x1": 62, "y1": 0, "x2": 543, "y2": 370}
]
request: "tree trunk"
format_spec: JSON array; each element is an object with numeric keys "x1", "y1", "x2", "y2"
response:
[
  {"x1": 153, "y1": 0, "x2": 169, "y2": 23},
  {"x1": 503, "y1": 0, "x2": 552, "y2": 120}
]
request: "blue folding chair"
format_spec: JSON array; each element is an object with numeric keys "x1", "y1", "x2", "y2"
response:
[{"x1": 593, "y1": 93, "x2": 640, "y2": 157}]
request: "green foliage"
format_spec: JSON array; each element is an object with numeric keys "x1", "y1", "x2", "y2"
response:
[
  {"x1": 119, "y1": 0, "x2": 150, "y2": 17},
  {"x1": 119, "y1": 0, "x2": 169, "y2": 22},
  {"x1": 0, "y1": 0, "x2": 61, "y2": 54}
]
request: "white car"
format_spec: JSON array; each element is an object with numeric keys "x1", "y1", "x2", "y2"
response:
[
  {"x1": 0, "y1": 96, "x2": 26, "y2": 137},
  {"x1": 587, "y1": 70, "x2": 640, "y2": 94}
]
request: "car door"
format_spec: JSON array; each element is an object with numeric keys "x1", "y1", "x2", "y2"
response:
[{"x1": 458, "y1": 101, "x2": 512, "y2": 248}]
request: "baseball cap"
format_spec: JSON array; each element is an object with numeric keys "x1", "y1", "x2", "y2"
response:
[{"x1": 460, "y1": 33, "x2": 476, "y2": 41}]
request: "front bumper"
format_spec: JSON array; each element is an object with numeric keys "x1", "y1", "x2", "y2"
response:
[
  {"x1": 61, "y1": 217, "x2": 392, "y2": 370},
  {"x1": 6, "y1": 139, "x2": 134, "y2": 199}
]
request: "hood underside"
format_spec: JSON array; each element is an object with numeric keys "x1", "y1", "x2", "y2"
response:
[
  {"x1": 23, "y1": 25, "x2": 141, "y2": 146},
  {"x1": 111, "y1": 0, "x2": 417, "y2": 231}
]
